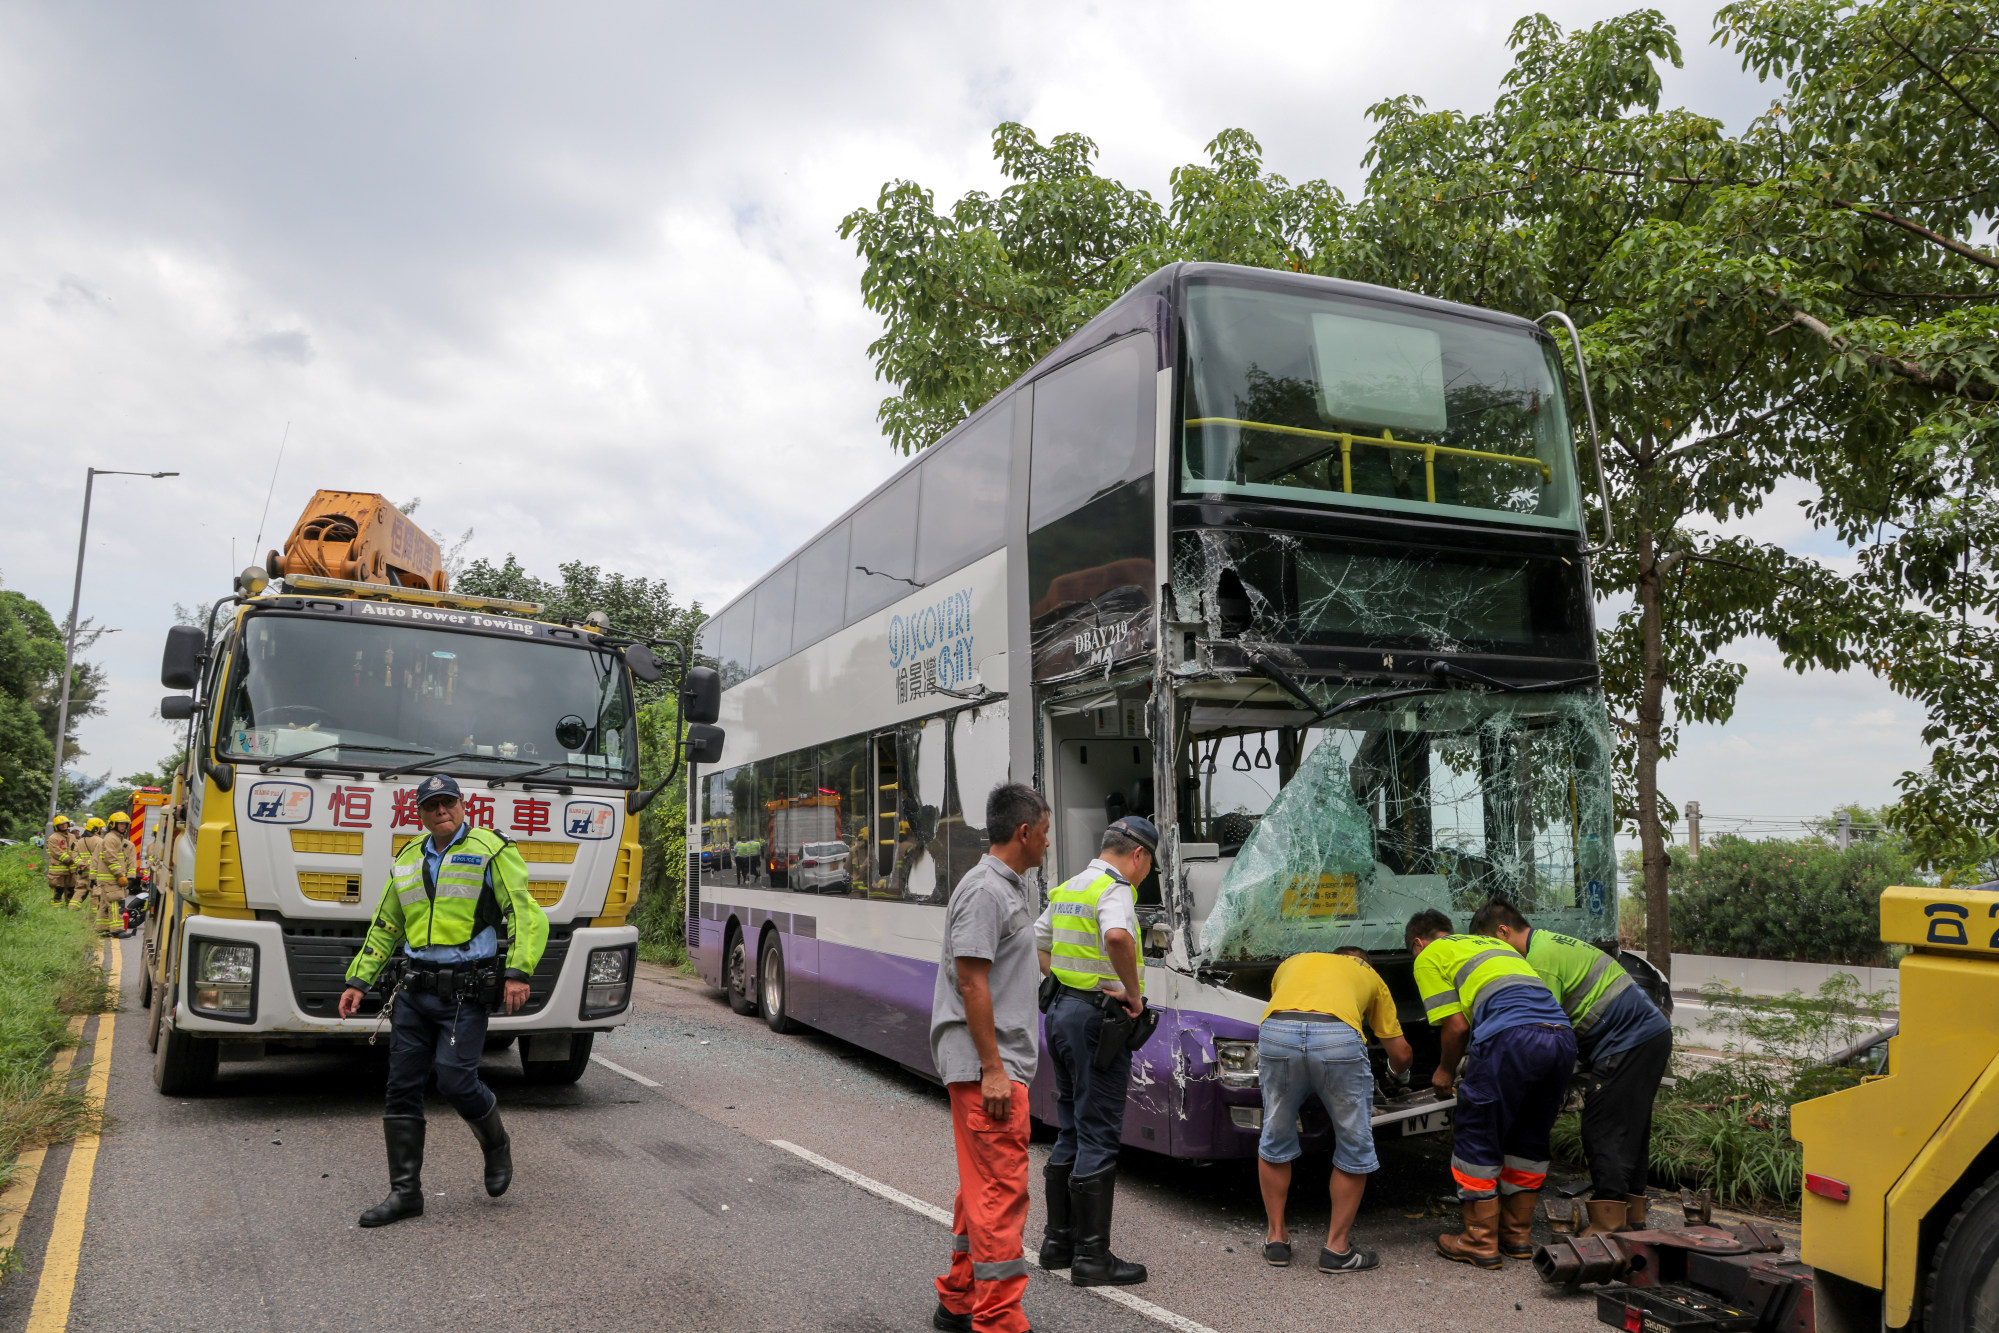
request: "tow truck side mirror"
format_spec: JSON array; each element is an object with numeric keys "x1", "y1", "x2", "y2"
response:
[
  {"x1": 624, "y1": 644, "x2": 662, "y2": 683},
  {"x1": 684, "y1": 723, "x2": 726, "y2": 766},
  {"x1": 161, "y1": 625, "x2": 204, "y2": 691},
  {"x1": 160, "y1": 695, "x2": 196, "y2": 722},
  {"x1": 683, "y1": 666, "x2": 721, "y2": 725}
]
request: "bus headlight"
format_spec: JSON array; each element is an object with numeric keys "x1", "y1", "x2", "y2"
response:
[
  {"x1": 581, "y1": 944, "x2": 634, "y2": 1019},
  {"x1": 189, "y1": 940, "x2": 257, "y2": 1021},
  {"x1": 1215, "y1": 1039, "x2": 1259, "y2": 1090}
]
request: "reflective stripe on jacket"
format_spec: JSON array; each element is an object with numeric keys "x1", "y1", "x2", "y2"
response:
[
  {"x1": 1047, "y1": 870, "x2": 1140, "y2": 995},
  {"x1": 345, "y1": 826, "x2": 549, "y2": 987},
  {"x1": 1521, "y1": 928, "x2": 1633, "y2": 1033},
  {"x1": 1414, "y1": 934, "x2": 1550, "y2": 1030},
  {"x1": 45, "y1": 831, "x2": 74, "y2": 879}
]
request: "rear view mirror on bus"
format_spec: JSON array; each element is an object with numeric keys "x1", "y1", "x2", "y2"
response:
[
  {"x1": 624, "y1": 643, "x2": 662, "y2": 683},
  {"x1": 160, "y1": 694, "x2": 196, "y2": 722},
  {"x1": 683, "y1": 666, "x2": 721, "y2": 725},
  {"x1": 161, "y1": 624, "x2": 205, "y2": 691},
  {"x1": 684, "y1": 723, "x2": 725, "y2": 766}
]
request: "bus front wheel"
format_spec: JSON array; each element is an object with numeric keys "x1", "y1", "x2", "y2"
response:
[{"x1": 725, "y1": 929, "x2": 758, "y2": 1015}]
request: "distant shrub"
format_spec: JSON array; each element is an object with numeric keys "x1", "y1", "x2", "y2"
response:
[{"x1": 1667, "y1": 834, "x2": 1914, "y2": 965}]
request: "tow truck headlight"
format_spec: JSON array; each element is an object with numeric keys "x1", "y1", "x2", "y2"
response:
[
  {"x1": 1215, "y1": 1039, "x2": 1259, "y2": 1090},
  {"x1": 189, "y1": 940, "x2": 257, "y2": 1021},
  {"x1": 581, "y1": 944, "x2": 634, "y2": 1019}
]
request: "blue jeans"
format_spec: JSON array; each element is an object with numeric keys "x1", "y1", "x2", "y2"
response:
[
  {"x1": 1256, "y1": 1019, "x2": 1379, "y2": 1175},
  {"x1": 383, "y1": 989, "x2": 494, "y2": 1121},
  {"x1": 1046, "y1": 991, "x2": 1131, "y2": 1177}
]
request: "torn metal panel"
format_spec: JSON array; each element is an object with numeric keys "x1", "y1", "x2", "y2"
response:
[{"x1": 1196, "y1": 689, "x2": 1616, "y2": 961}]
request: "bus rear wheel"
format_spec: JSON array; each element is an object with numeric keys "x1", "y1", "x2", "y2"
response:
[
  {"x1": 760, "y1": 934, "x2": 799, "y2": 1034},
  {"x1": 1925, "y1": 1169, "x2": 1999, "y2": 1333},
  {"x1": 725, "y1": 928, "x2": 758, "y2": 1015}
]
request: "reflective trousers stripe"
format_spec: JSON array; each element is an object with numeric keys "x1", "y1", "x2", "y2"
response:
[
  {"x1": 951, "y1": 1234, "x2": 969, "y2": 1253},
  {"x1": 1499, "y1": 1160, "x2": 1548, "y2": 1194},
  {"x1": 972, "y1": 1259, "x2": 1029, "y2": 1281}
]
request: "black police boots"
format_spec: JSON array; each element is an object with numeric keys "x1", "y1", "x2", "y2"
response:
[
  {"x1": 1039, "y1": 1161, "x2": 1074, "y2": 1268},
  {"x1": 1069, "y1": 1165, "x2": 1147, "y2": 1287},
  {"x1": 358, "y1": 1116, "x2": 426, "y2": 1227},
  {"x1": 466, "y1": 1103, "x2": 513, "y2": 1197}
]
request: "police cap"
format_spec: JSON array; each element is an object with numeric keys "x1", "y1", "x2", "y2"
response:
[
  {"x1": 414, "y1": 774, "x2": 463, "y2": 808},
  {"x1": 1107, "y1": 815, "x2": 1159, "y2": 855}
]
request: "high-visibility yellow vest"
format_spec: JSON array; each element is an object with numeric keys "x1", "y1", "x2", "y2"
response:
[
  {"x1": 1414, "y1": 934, "x2": 1553, "y2": 1030},
  {"x1": 1048, "y1": 870, "x2": 1141, "y2": 995},
  {"x1": 345, "y1": 826, "x2": 549, "y2": 986}
]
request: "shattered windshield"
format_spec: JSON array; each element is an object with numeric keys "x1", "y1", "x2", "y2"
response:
[
  {"x1": 1181, "y1": 281, "x2": 1580, "y2": 530},
  {"x1": 1189, "y1": 689, "x2": 1615, "y2": 961}
]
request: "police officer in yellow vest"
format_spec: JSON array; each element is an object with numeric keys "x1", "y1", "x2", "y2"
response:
[
  {"x1": 337, "y1": 774, "x2": 549, "y2": 1228},
  {"x1": 1033, "y1": 815, "x2": 1156, "y2": 1288}
]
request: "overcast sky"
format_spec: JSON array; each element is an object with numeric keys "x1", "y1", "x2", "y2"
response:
[{"x1": 0, "y1": 0, "x2": 1929, "y2": 831}]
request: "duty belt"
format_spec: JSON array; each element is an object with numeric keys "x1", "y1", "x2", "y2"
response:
[{"x1": 382, "y1": 955, "x2": 504, "y2": 1007}]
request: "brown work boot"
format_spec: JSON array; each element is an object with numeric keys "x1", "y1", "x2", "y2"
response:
[
  {"x1": 1436, "y1": 1198, "x2": 1502, "y2": 1269},
  {"x1": 1623, "y1": 1193, "x2": 1649, "y2": 1231},
  {"x1": 1579, "y1": 1198, "x2": 1627, "y2": 1237},
  {"x1": 1498, "y1": 1191, "x2": 1539, "y2": 1259}
]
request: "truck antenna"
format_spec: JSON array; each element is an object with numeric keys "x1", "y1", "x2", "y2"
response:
[{"x1": 251, "y1": 420, "x2": 291, "y2": 558}]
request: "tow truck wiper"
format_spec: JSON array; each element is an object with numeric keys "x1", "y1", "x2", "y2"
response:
[
  {"x1": 378, "y1": 751, "x2": 541, "y2": 781},
  {"x1": 256, "y1": 742, "x2": 428, "y2": 774},
  {"x1": 1423, "y1": 660, "x2": 1600, "y2": 694}
]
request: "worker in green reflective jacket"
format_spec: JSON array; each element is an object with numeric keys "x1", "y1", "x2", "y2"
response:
[{"x1": 338, "y1": 774, "x2": 549, "y2": 1228}]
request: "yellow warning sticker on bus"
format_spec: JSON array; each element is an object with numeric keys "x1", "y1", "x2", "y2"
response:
[{"x1": 1279, "y1": 873, "x2": 1358, "y2": 919}]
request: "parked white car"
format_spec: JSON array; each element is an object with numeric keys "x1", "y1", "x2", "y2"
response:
[{"x1": 794, "y1": 840, "x2": 851, "y2": 893}]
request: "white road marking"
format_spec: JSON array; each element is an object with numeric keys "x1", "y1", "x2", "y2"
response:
[
  {"x1": 589, "y1": 1054, "x2": 660, "y2": 1088},
  {"x1": 771, "y1": 1139, "x2": 1221, "y2": 1333}
]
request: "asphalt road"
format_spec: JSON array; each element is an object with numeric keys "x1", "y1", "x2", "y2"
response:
[{"x1": 0, "y1": 939, "x2": 1617, "y2": 1333}]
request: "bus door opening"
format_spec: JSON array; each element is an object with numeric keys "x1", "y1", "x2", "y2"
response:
[{"x1": 1049, "y1": 701, "x2": 1157, "y2": 902}]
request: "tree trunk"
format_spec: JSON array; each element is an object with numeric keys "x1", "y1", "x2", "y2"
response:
[{"x1": 1634, "y1": 529, "x2": 1672, "y2": 979}]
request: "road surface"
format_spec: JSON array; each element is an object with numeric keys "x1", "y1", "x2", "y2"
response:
[{"x1": 0, "y1": 939, "x2": 1614, "y2": 1332}]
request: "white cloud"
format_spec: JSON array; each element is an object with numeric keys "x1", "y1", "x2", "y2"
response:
[{"x1": 0, "y1": 0, "x2": 1858, "y2": 792}]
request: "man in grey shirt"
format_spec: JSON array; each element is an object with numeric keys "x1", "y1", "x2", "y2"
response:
[{"x1": 928, "y1": 782, "x2": 1050, "y2": 1333}]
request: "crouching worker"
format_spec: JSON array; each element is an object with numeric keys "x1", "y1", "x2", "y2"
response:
[
  {"x1": 1406, "y1": 909, "x2": 1576, "y2": 1268},
  {"x1": 1256, "y1": 946, "x2": 1412, "y2": 1273},
  {"x1": 337, "y1": 774, "x2": 548, "y2": 1227},
  {"x1": 1471, "y1": 899, "x2": 1671, "y2": 1235}
]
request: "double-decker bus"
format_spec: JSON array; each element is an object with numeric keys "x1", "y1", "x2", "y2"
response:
[{"x1": 687, "y1": 261, "x2": 1627, "y2": 1158}]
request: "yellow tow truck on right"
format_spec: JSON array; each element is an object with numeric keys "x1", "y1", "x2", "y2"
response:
[{"x1": 1535, "y1": 884, "x2": 1999, "y2": 1333}]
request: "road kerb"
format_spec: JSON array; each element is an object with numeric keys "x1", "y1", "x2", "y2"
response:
[
  {"x1": 25, "y1": 940, "x2": 119, "y2": 1332},
  {"x1": 771, "y1": 1138, "x2": 1221, "y2": 1333}
]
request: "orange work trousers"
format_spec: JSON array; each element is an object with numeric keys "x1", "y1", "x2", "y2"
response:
[{"x1": 936, "y1": 1080, "x2": 1031, "y2": 1333}]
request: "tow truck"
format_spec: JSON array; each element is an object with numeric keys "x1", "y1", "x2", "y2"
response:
[
  {"x1": 1534, "y1": 884, "x2": 1999, "y2": 1333},
  {"x1": 142, "y1": 490, "x2": 722, "y2": 1093}
]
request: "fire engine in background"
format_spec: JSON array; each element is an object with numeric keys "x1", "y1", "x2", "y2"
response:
[{"x1": 142, "y1": 491, "x2": 723, "y2": 1094}]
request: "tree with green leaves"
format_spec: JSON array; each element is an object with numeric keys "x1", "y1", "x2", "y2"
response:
[
  {"x1": 0, "y1": 582, "x2": 105, "y2": 838},
  {"x1": 841, "y1": 6, "x2": 1993, "y2": 972}
]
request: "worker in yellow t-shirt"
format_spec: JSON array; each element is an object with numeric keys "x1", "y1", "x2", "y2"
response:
[{"x1": 1255, "y1": 947, "x2": 1412, "y2": 1273}]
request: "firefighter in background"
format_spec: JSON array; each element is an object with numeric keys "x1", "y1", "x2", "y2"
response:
[
  {"x1": 45, "y1": 815, "x2": 77, "y2": 904},
  {"x1": 88, "y1": 812, "x2": 131, "y2": 934},
  {"x1": 72, "y1": 818, "x2": 105, "y2": 911}
]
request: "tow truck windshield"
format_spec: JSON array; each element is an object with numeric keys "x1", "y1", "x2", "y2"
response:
[{"x1": 219, "y1": 614, "x2": 637, "y2": 786}]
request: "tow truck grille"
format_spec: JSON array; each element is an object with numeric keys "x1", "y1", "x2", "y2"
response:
[{"x1": 279, "y1": 921, "x2": 574, "y2": 1019}]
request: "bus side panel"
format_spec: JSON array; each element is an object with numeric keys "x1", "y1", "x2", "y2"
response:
[{"x1": 811, "y1": 936, "x2": 938, "y2": 1074}]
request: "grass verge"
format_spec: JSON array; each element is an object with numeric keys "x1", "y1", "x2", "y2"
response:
[{"x1": 0, "y1": 846, "x2": 115, "y2": 1264}]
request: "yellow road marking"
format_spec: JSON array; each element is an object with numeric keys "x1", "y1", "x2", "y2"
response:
[
  {"x1": 0, "y1": 1017, "x2": 87, "y2": 1256},
  {"x1": 25, "y1": 941, "x2": 118, "y2": 1332}
]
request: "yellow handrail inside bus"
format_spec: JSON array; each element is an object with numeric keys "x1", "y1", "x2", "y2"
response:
[{"x1": 1184, "y1": 417, "x2": 1553, "y2": 501}]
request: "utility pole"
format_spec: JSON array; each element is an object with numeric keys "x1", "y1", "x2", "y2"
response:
[
  {"x1": 1838, "y1": 809, "x2": 1852, "y2": 851},
  {"x1": 45, "y1": 467, "x2": 179, "y2": 829},
  {"x1": 1685, "y1": 800, "x2": 1701, "y2": 858}
]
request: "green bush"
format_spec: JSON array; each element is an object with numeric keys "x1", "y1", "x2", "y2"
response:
[{"x1": 1667, "y1": 834, "x2": 1916, "y2": 965}]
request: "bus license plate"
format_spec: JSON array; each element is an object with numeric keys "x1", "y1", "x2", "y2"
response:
[{"x1": 1400, "y1": 1109, "x2": 1451, "y2": 1136}]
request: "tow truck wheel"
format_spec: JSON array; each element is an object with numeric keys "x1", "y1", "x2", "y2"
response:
[
  {"x1": 521, "y1": 1032, "x2": 593, "y2": 1085},
  {"x1": 153, "y1": 1013, "x2": 217, "y2": 1095},
  {"x1": 139, "y1": 959, "x2": 152, "y2": 1009},
  {"x1": 724, "y1": 928, "x2": 757, "y2": 1016},
  {"x1": 760, "y1": 933, "x2": 798, "y2": 1034},
  {"x1": 1924, "y1": 1168, "x2": 1999, "y2": 1333},
  {"x1": 145, "y1": 987, "x2": 164, "y2": 1052}
]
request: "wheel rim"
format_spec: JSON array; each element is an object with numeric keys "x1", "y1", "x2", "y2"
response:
[
  {"x1": 727, "y1": 939, "x2": 748, "y2": 998},
  {"x1": 762, "y1": 949, "x2": 782, "y2": 1015}
]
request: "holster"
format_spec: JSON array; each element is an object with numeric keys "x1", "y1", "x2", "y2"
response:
[
  {"x1": 1038, "y1": 973, "x2": 1060, "y2": 1014},
  {"x1": 395, "y1": 958, "x2": 504, "y2": 1011},
  {"x1": 1090, "y1": 1000, "x2": 1159, "y2": 1071}
]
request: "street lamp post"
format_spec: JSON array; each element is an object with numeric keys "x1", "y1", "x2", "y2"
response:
[{"x1": 45, "y1": 467, "x2": 179, "y2": 828}]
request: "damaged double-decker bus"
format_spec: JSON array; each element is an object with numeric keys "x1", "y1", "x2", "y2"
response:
[{"x1": 689, "y1": 261, "x2": 1643, "y2": 1160}]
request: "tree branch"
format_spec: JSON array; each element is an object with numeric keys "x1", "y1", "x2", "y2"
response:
[
  {"x1": 1877, "y1": 14, "x2": 1999, "y2": 144},
  {"x1": 1782, "y1": 308, "x2": 1997, "y2": 403},
  {"x1": 1653, "y1": 390, "x2": 1814, "y2": 467},
  {"x1": 1830, "y1": 200, "x2": 1999, "y2": 272}
]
